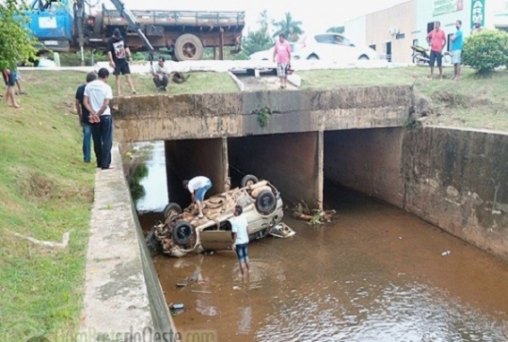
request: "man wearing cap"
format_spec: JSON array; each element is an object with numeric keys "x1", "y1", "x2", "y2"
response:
[{"x1": 107, "y1": 28, "x2": 136, "y2": 96}]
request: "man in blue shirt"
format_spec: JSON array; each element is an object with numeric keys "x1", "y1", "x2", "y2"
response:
[{"x1": 450, "y1": 20, "x2": 464, "y2": 80}]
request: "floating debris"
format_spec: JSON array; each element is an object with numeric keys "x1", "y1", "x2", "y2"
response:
[{"x1": 292, "y1": 202, "x2": 336, "y2": 224}]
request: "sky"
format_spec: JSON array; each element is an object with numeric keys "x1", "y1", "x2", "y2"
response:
[{"x1": 117, "y1": 0, "x2": 410, "y2": 34}]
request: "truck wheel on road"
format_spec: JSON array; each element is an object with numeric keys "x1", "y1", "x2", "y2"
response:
[
  {"x1": 241, "y1": 174, "x2": 259, "y2": 188},
  {"x1": 174, "y1": 34, "x2": 204, "y2": 61},
  {"x1": 255, "y1": 190, "x2": 276, "y2": 215},
  {"x1": 172, "y1": 221, "x2": 195, "y2": 247},
  {"x1": 164, "y1": 202, "x2": 182, "y2": 220}
]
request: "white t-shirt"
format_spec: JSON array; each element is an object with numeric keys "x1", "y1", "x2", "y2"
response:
[
  {"x1": 187, "y1": 176, "x2": 210, "y2": 192},
  {"x1": 231, "y1": 214, "x2": 249, "y2": 245},
  {"x1": 84, "y1": 79, "x2": 113, "y2": 115},
  {"x1": 152, "y1": 63, "x2": 170, "y2": 76}
]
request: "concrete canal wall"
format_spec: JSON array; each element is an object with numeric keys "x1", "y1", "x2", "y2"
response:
[
  {"x1": 79, "y1": 145, "x2": 175, "y2": 341},
  {"x1": 402, "y1": 127, "x2": 508, "y2": 260},
  {"x1": 327, "y1": 126, "x2": 508, "y2": 261}
]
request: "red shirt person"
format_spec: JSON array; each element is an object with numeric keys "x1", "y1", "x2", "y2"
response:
[{"x1": 426, "y1": 21, "x2": 447, "y2": 79}]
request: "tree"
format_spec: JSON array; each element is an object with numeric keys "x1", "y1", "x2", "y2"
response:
[
  {"x1": 462, "y1": 29, "x2": 508, "y2": 74},
  {"x1": 242, "y1": 10, "x2": 274, "y2": 56},
  {"x1": 327, "y1": 26, "x2": 344, "y2": 34},
  {"x1": 0, "y1": 0, "x2": 36, "y2": 69},
  {"x1": 272, "y1": 12, "x2": 303, "y2": 42}
]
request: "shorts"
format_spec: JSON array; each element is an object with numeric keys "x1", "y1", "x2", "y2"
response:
[
  {"x1": 195, "y1": 180, "x2": 212, "y2": 202},
  {"x1": 235, "y1": 243, "x2": 249, "y2": 261},
  {"x1": 429, "y1": 50, "x2": 443, "y2": 67},
  {"x1": 277, "y1": 63, "x2": 288, "y2": 77},
  {"x1": 113, "y1": 59, "x2": 131, "y2": 75},
  {"x1": 3, "y1": 70, "x2": 17, "y2": 87},
  {"x1": 452, "y1": 50, "x2": 462, "y2": 64}
]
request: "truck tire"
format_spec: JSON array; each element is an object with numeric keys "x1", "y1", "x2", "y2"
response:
[
  {"x1": 241, "y1": 174, "x2": 259, "y2": 188},
  {"x1": 174, "y1": 34, "x2": 204, "y2": 61},
  {"x1": 164, "y1": 202, "x2": 182, "y2": 220},
  {"x1": 255, "y1": 190, "x2": 276, "y2": 215},
  {"x1": 172, "y1": 221, "x2": 195, "y2": 247}
]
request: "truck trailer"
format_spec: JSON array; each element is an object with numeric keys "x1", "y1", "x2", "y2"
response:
[{"x1": 24, "y1": 0, "x2": 245, "y2": 61}]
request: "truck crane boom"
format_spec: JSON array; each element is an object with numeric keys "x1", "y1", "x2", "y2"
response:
[{"x1": 107, "y1": 0, "x2": 154, "y2": 52}]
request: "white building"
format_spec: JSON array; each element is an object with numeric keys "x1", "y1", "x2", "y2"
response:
[{"x1": 345, "y1": 0, "x2": 508, "y2": 63}]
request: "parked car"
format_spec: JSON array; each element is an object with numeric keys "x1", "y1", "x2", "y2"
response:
[
  {"x1": 249, "y1": 33, "x2": 378, "y2": 63},
  {"x1": 146, "y1": 175, "x2": 286, "y2": 257}
]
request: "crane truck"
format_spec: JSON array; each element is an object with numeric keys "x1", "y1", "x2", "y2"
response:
[{"x1": 24, "y1": 0, "x2": 245, "y2": 61}]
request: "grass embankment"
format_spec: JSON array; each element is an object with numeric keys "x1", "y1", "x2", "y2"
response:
[
  {"x1": 300, "y1": 66, "x2": 508, "y2": 131},
  {"x1": 0, "y1": 70, "x2": 236, "y2": 341}
]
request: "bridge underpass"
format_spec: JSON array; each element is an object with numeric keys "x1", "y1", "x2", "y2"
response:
[
  {"x1": 164, "y1": 131, "x2": 324, "y2": 209},
  {"x1": 162, "y1": 128, "x2": 404, "y2": 211},
  {"x1": 114, "y1": 87, "x2": 413, "y2": 210}
]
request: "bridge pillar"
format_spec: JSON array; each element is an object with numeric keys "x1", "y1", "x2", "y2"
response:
[
  {"x1": 165, "y1": 137, "x2": 229, "y2": 208},
  {"x1": 228, "y1": 131, "x2": 324, "y2": 209}
]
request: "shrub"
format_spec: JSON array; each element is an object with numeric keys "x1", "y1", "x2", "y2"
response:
[{"x1": 462, "y1": 29, "x2": 508, "y2": 73}]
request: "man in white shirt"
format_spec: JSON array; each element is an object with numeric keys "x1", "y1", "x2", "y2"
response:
[
  {"x1": 151, "y1": 56, "x2": 170, "y2": 91},
  {"x1": 183, "y1": 176, "x2": 212, "y2": 218},
  {"x1": 84, "y1": 67, "x2": 114, "y2": 170},
  {"x1": 230, "y1": 205, "x2": 250, "y2": 275}
]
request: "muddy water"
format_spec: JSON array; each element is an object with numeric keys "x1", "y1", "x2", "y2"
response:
[{"x1": 139, "y1": 184, "x2": 508, "y2": 342}]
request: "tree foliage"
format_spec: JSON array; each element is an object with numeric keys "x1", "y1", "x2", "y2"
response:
[
  {"x1": 0, "y1": 0, "x2": 36, "y2": 69},
  {"x1": 272, "y1": 12, "x2": 303, "y2": 42},
  {"x1": 242, "y1": 10, "x2": 274, "y2": 56},
  {"x1": 462, "y1": 29, "x2": 508, "y2": 74}
]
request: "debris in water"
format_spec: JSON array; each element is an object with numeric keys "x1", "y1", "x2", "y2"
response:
[
  {"x1": 170, "y1": 303, "x2": 185, "y2": 310},
  {"x1": 269, "y1": 223, "x2": 296, "y2": 238},
  {"x1": 441, "y1": 250, "x2": 451, "y2": 256},
  {"x1": 292, "y1": 202, "x2": 335, "y2": 224},
  {"x1": 233, "y1": 286, "x2": 241, "y2": 290},
  {"x1": 191, "y1": 290, "x2": 212, "y2": 294}
]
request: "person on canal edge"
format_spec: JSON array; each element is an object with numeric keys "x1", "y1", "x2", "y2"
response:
[
  {"x1": 183, "y1": 176, "x2": 212, "y2": 219},
  {"x1": 230, "y1": 204, "x2": 250, "y2": 276},
  {"x1": 83, "y1": 67, "x2": 114, "y2": 170},
  {"x1": 75, "y1": 71, "x2": 98, "y2": 163}
]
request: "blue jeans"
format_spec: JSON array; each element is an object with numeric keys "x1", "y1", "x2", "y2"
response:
[
  {"x1": 82, "y1": 123, "x2": 92, "y2": 162},
  {"x1": 235, "y1": 243, "x2": 249, "y2": 262},
  {"x1": 195, "y1": 180, "x2": 212, "y2": 202},
  {"x1": 92, "y1": 115, "x2": 113, "y2": 169}
]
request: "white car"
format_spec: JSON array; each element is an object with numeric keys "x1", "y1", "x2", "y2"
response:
[
  {"x1": 250, "y1": 33, "x2": 378, "y2": 63},
  {"x1": 146, "y1": 175, "x2": 288, "y2": 257}
]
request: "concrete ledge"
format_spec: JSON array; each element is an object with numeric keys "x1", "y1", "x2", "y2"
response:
[
  {"x1": 112, "y1": 86, "x2": 413, "y2": 142},
  {"x1": 79, "y1": 145, "x2": 174, "y2": 341}
]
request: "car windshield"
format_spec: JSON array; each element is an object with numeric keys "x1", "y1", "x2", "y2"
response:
[{"x1": 314, "y1": 34, "x2": 353, "y2": 46}]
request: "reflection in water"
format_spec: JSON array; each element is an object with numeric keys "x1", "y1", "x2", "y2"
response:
[
  {"x1": 131, "y1": 141, "x2": 168, "y2": 213},
  {"x1": 138, "y1": 143, "x2": 508, "y2": 341}
]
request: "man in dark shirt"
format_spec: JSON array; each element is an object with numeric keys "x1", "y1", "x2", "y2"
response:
[
  {"x1": 107, "y1": 28, "x2": 136, "y2": 96},
  {"x1": 75, "y1": 72, "x2": 99, "y2": 164}
]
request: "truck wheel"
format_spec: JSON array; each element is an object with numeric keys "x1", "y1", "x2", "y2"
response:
[
  {"x1": 174, "y1": 34, "x2": 204, "y2": 61},
  {"x1": 172, "y1": 221, "x2": 195, "y2": 247},
  {"x1": 164, "y1": 202, "x2": 182, "y2": 220},
  {"x1": 255, "y1": 190, "x2": 276, "y2": 215},
  {"x1": 241, "y1": 174, "x2": 259, "y2": 188}
]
